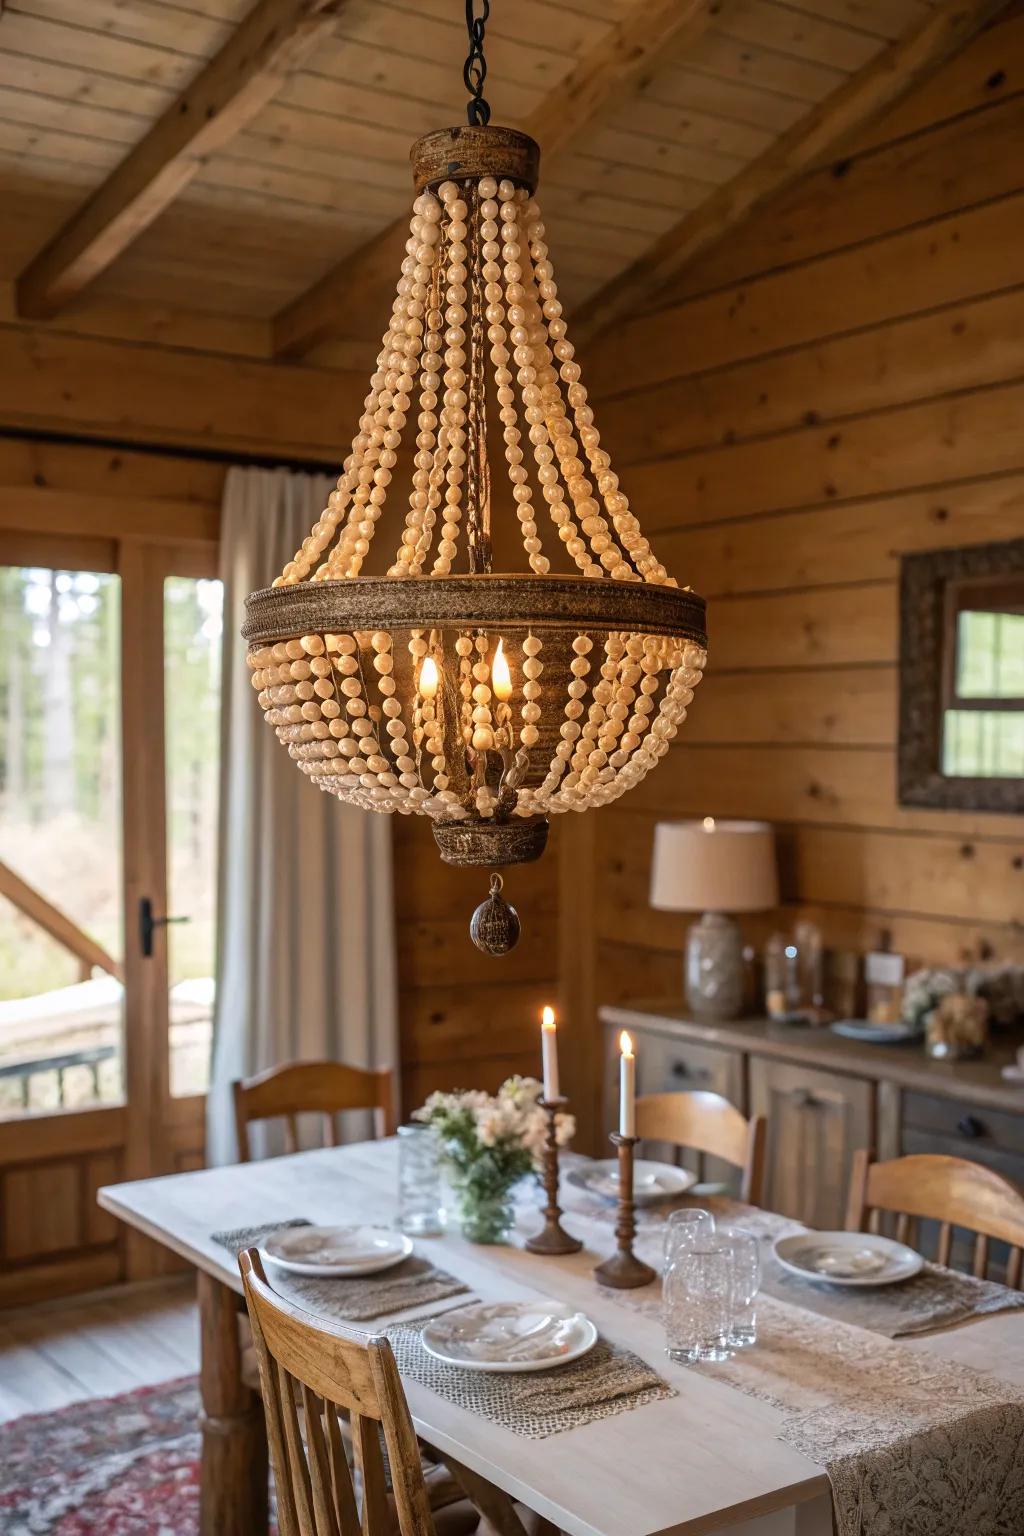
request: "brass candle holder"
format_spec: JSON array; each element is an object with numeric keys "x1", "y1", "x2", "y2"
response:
[
  {"x1": 593, "y1": 1132, "x2": 657, "y2": 1288},
  {"x1": 525, "y1": 1097, "x2": 582, "y2": 1256}
]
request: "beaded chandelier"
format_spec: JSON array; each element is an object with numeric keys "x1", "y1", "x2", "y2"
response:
[{"x1": 243, "y1": 7, "x2": 707, "y2": 953}]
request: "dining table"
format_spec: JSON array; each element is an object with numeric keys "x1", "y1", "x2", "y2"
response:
[{"x1": 98, "y1": 1138, "x2": 1024, "y2": 1536}]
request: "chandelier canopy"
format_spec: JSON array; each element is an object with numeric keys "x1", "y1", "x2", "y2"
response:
[{"x1": 243, "y1": 108, "x2": 707, "y2": 950}]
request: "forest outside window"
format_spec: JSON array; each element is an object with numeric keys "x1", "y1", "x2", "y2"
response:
[
  {"x1": 942, "y1": 577, "x2": 1024, "y2": 780},
  {"x1": 899, "y1": 539, "x2": 1024, "y2": 814}
]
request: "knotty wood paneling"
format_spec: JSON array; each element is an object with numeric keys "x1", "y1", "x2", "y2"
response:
[{"x1": 581, "y1": 10, "x2": 1024, "y2": 1052}]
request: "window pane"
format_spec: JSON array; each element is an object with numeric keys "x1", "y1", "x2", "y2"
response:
[
  {"x1": 956, "y1": 610, "x2": 1024, "y2": 699},
  {"x1": 0, "y1": 566, "x2": 124, "y2": 1117},
  {"x1": 164, "y1": 576, "x2": 222, "y2": 1097},
  {"x1": 943, "y1": 709, "x2": 1024, "y2": 778}
]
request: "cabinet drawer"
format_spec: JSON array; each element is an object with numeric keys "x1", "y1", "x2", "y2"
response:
[
  {"x1": 634, "y1": 1030, "x2": 744, "y2": 1105},
  {"x1": 902, "y1": 1092, "x2": 1024, "y2": 1159}
]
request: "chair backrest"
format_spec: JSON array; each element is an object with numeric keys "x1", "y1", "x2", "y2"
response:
[
  {"x1": 845, "y1": 1150, "x2": 1024, "y2": 1287},
  {"x1": 634, "y1": 1089, "x2": 767, "y2": 1205},
  {"x1": 240, "y1": 1248, "x2": 435, "y2": 1536},
  {"x1": 233, "y1": 1060, "x2": 396, "y2": 1162}
]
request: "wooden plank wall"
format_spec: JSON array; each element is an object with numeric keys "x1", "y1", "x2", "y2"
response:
[{"x1": 578, "y1": 10, "x2": 1024, "y2": 1087}]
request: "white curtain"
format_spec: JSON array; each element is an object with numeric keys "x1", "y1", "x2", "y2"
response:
[{"x1": 206, "y1": 466, "x2": 398, "y2": 1164}]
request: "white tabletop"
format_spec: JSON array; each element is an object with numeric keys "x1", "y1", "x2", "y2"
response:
[{"x1": 98, "y1": 1138, "x2": 1024, "y2": 1536}]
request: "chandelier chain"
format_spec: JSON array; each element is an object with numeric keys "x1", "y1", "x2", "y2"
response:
[{"x1": 464, "y1": 0, "x2": 491, "y2": 126}]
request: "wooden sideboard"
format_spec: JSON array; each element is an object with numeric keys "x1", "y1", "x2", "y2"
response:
[{"x1": 600, "y1": 1000, "x2": 1024, "y2": 1232}]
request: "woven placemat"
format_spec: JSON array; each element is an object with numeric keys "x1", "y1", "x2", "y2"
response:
[
  {"x1": 211, "y1": 1220, "x2": 471, "y2": 1323},
  {"x1": 386, "y1": 1326, "x2": 674, "y2": 1439}
]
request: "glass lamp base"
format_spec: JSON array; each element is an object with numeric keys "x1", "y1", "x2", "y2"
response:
[{"x1": 685, "y1": 912, "x2": 743, "y2": 1021}]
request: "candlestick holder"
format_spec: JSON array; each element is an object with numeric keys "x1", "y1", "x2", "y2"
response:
[
  {"x1": 526, "y1": 1097, "x2": 582, "y2": 1255},
  {"x1": 593, "y1": 1132, "x2": 657, "y2": 1288}
]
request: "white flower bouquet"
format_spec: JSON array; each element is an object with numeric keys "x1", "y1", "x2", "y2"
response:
[{"x1": 415, "y1": 1077, "x2": 574, "y2": 1242}]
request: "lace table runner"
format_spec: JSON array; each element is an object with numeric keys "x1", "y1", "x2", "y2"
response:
[
  {"x1": 699, "y1": 1295, "x2": 1024, "y2": 1536},
  {"x1": 386, "y1": 1326, "x2": 674, "y2": 1440},
  {"x1": 212, "y1": 1220, "x2": 471, "y2": 1322}
]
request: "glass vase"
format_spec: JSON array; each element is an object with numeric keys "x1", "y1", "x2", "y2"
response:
[{"x1": 451, "y1": 1171, "x2": 516, "y2": 1244}]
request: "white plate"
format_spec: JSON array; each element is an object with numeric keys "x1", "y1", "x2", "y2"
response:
[
  {"x1": 774, "y1": 1231, "x2": 923, "y2": 1287},
  {"x1": 569, "y1": 1159, "x2": 696, "y2": 1206},
  {"x1": 422, "y1": 1300, "x2": 598, "y2": 1373},
  {"x1": 262, "y1": 1224, "x2": 413, "y2": 1277},
  {"x1": 830, "y1": 1019, "x2": 920, "y2": 1044}
]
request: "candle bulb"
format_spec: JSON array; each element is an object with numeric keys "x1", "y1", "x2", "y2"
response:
[
  {"x1": 541, "y1": 1005, "x2": 559, "y2": 1100},
  {"x1": 419, "y1": 654, "x2": 439, "y2": 700},
  {"x1": 619, "y1": 1030, "x2": 635, "y2": 1137},
  {"x1": 491, "y1": 637, "x2": 512, "y2": 702}
]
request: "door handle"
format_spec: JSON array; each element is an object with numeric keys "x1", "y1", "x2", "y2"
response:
[{"x1": 139, "y1": 896, "x2": 190, "y2": 958}]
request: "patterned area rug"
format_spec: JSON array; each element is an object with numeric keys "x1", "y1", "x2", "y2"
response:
[{"x1": 0, "y1": 1376, "x2": 215, "y2": 1535}]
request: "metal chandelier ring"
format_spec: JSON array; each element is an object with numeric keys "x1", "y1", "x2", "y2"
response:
[{"x1": 242, "y1": 575, "x2": 708, "y2": 647}]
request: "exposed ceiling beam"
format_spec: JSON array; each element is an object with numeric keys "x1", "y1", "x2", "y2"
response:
[
  {"x1": 272, "y1": 0, "x2": 714, "y2": 360},
  {"x1": 16, "y1": 0, "x2": 344, "y2": 319},
  {"x1": 571, "y1": 0, "x2": 1008, "y2": 348}
]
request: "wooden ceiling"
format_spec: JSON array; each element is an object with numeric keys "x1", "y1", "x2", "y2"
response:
[{"x1": 0, "y1": 0, "x2": 1002, "y2": 376}]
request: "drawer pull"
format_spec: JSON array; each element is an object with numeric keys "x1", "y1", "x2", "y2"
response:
[
  {"x1": 957, "y1": 1114, "x2": 985, "y2": 1140},
  {"x1": 671, "y1": 1061, "x2": 709, "y2": 1082}
]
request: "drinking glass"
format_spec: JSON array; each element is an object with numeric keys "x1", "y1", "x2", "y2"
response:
[
  {"x1": 718, "y1": 1225, "x2": 761, "y2": 1347},
  {"x1": 662, "y1": 1207, "x2": 715, "y2": 1270},
  {"x1": 662, "y1": 1237, "x2": 734, "y2": 1363},
  {"x1": 396, "y1": 1123, "x2": 445, "y2": 1236}
]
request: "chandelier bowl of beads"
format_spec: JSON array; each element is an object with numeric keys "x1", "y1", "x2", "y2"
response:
[{"x1": 243, "y1": 8, "x2": 708, "y2": 954}]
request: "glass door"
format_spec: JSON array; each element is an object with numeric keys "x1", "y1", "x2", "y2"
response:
[
  {"x1": 163, "y1": 562, "x2": 223, "y2": 1103},
  {"x1": 0, "y1": 555, "x2": 125, "y2": 1117},
  {"x1": 0, "y1": 529, "x2": 221, "y2": 1303}
]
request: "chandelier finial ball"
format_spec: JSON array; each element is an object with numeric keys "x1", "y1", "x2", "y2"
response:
[{"x1": 470, "y1": 875, "x2": 521, "y2": 957}]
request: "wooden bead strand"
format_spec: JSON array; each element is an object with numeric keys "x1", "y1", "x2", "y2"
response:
[
  {"x1": 517, "y1": 196, "x2": 630, "y2": 583},
  {"x1": 500, "y1": 203, "x2": 600, "y2": 581},
  {"x1": 519, "y1": 197, "x2": 670, "y2": 588},
  {"x1": 432, "y1": 180, "x2": 470, "y2": 575},
  {"x1": 478, "y1": 176, "x2": 549, "y2": 576}
]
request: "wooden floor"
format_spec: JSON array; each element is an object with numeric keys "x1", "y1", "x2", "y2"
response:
[{"x1": 0, "y1": 1277, "x2": 199, "y2": 1424}]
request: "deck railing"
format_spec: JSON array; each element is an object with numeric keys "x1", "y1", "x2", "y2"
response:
[{"x1": 0, "y1": 856, "x2": 124, "y2": 1110}]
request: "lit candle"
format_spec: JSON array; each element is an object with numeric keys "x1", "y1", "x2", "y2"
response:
[
  {"x1": 419, "y1": 654, "x2": 439, "y2": 700},
  {"x1": 619, "y1": 1030, "x2": 635, "y2": 1137},
  {"x1": 703, "y1": 815, "x2": 716, "y2": 832},
  {"x1": 541, "y1": 1004, "x2": 559, "y2": 1100},
  {"x1": 491, "y1": 638, "x2": 512, "y2": 701}
]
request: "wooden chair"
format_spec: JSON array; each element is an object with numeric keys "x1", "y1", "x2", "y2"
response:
[
  {"x1": 233, "y1": 1060, "x2": 396, "y2": 1162},
  {"x1": 239, "y1": 1248, "x2": 549, "y2": 1536},
  {"x1": 845, "y1": 1150, "x2": 1024, "y2": 1287},
  {"x1": 634, "y1": 1089, "x2": 767, "y2": 1205}
]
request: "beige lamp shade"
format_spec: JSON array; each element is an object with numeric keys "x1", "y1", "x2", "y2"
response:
[{"x1": 650, "y1": 819, "x2": 779, "y2": 914}]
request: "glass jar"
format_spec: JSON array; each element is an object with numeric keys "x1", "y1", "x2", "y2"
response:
[{"x1": 396, "y1": 1123, "x2": 444, "y2": 1236}]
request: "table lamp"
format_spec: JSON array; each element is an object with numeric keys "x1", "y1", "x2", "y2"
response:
[{"x1": 650, "y1": 818, "x2": 779, "y2": 1021}]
